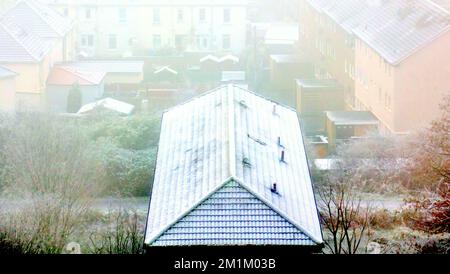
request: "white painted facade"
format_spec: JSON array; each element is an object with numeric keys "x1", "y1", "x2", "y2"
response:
[{"x1": 43, "y1": 0, "x2": 248, "y2": 57}]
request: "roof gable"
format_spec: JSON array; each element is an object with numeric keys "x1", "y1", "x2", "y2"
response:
[
  {"x1": 145, "y1": 85, "x2": 323, "y2": 246},
  {"x1": 150, "y1": 180, "x2": 315, "y2": 246}
]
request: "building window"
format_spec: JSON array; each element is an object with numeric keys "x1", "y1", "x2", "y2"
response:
[
  {"x1": 175, "y1": 35, "x2": 185, "y2": 48},
  {"x1": 153, "y1": 8, "x2": 161, "y2": 24},
  {"x1": 153, "y1": 35, "x2": 161, "y2": 48},
  {"x1": 108, "y1": 34, "x2": 117, "y2": 49},
  {"x1": 84, "y1": 8, "x2": 92, "y2": 19},
  {"x1": 222, "y1": 34, "x2": 230, "y2": 49},
  {"x1": 223, "y1": 8, "x2": 230, "y2": 23},
  {"x1": 199, "y1": 8, "x2": 206, "y2": 23},
  {"x1": 177, "y1": 9, "x2": 184, "y2": 23},
  {"x1": 119, "y1": 8, "x2": 127, "y2": 23},
  {"x1": 81, "y1": 34, "x2": 94, "y2": 47}
]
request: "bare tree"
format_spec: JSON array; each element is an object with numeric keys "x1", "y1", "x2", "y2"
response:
[{"x1": 317, "y1": 170, "x2": 372, "y2": 254}]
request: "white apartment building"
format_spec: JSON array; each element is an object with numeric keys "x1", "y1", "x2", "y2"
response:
[{"x1": 42, "y1": 0, "x2": 248, "y2": 58}]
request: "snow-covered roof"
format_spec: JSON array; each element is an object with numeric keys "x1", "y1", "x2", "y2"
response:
[
  {"x1": 154, "y1": 66, "x2": 178, "y2": 75},
  {"x1": 77, "y1": 97, "x2": 135, "y2": 115},
  {"x1": 145, "y1": 85, "x2": 323, "y2": 247},
  {"x1": 62, "y1": 60, "x2": 145, "y2": 74},
  {"x1": 0, "y1": 17, "x2": 53, "y2": 63},
  {"x1": 3, "y1": 0, "x2": 73, "y2": 38},
  {"x1": 47, "y1": 66, "x2": 105, "y2": 86},
  {"x1": 199, "y1": 54, "x2": 239, "y2": 64}
]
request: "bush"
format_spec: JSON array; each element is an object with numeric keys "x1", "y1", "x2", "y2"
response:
[
  {"x1": 87, "y1": 114, "x2": 161, "y2": 150},
  {"x1": 0, "y1": 113, "x2": 102, "y2": 253},
  {"x1": 88, "y1": 209, "x2": 144, "y2": 254},
  {"x1": 96, "y1": 141, "x2": 157, "y2": 196}
]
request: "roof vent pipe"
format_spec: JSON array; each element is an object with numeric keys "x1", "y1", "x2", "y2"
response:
[
  {"x1": 272, "y1": 104, "x2": 277, "y2": 115},
  {"x1": 271, "y1": 183, "x2": 278, "y2": 193},
  {"x1": 278, "y1": 136, "x2": 284, "y2": 148},
  {"x1": 280, "y1": 150, "x2": 286, "y2": 163}
]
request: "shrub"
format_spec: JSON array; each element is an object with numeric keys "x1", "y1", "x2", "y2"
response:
[
  {"x1": 87, "y1": 113, "x2": 161, "y2": 150},
  {"x1": 88, "y1": 209, "x2": 144, "y2": 254},
  {"x1": 0, "y1": 113, "x2": 102, "y2": 253},
  {"x1": 96, "y1": 142, "x2": 157, "y2": 197}
]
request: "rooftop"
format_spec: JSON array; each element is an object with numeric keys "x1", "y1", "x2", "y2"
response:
[
  {"x1": 145, "y1": 85, "x2": 323, "y2": 247},
  {"x1": 154, "y1": 66, "x2": 178, "y2": 75},
  {"x1": 0, "y1": 18, "x2": 53, "y2": 63},
  {"x1": 47, "y1": 66, "x2": 106, "y2": 86},
  {"x1": 270, "y1": 54, "x2": 308, "y2": 64},
  {"x1": 308, "y1": 0, "x2": 450, "y2": 65},
  {"x1": 61, "y1": 60, "x2": 145, "y2": 74},
  {"x1": 3, "y1": 0, "x2": 73, "y2": 39},
  {"x1": 353, "y1": 0, "x2": 450, "y2": 65},
  {"x1": 326, "y1": 111, "x2": 379, "y2": 126},
  {"x1": 199, "y1": 54, "x2": 239, "y2": 64},
  {"x1": 77, "y1": 97, "x2": 135, "y2": 115},
  {"x1": 296, "y1": 78, "x2": 342, "y2": 89}
]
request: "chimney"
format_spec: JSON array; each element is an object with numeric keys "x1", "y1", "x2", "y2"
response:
[{"x1": 271, "y1": 183, "x2": 278, "y2": 193}]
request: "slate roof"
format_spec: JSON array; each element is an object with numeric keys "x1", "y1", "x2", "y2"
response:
[
  {"x1": 0, "y1": 65, "x2": 17, "y2": 79},
  {"x1": 145, "y1": 85, "x2": 323, "y2": 247},
  {"x1": 2, "y1": 0, "x2": 73, "y2": 39},
  {"x1": 0, "y1": 18, "x2": 53, "y2": 63}
]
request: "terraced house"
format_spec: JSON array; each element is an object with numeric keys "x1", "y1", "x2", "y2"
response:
[
  {"x1": 299, "y1": 0, "x2": 450, "y2": 134},
  {"x1": 42, "y1": 0, "x2": 248, "y2": 58},
  {"x1": 0, "y1": 0, "x2": 74, "y2": 111}
]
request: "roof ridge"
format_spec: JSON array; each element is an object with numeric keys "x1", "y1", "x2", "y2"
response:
[
  {"x1": 232, "y1": 178, "x2": 323, "y2": 245},
  {"x1": 0, "y1": 22, "x2": 41, "y2": 62}
]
